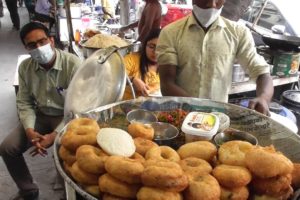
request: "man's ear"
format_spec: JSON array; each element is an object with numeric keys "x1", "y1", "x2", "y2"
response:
[{"x1": 49, "y1": 36, "x2": 55, "y2": 47}]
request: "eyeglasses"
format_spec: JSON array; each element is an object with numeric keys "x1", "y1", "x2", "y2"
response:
[
  {"x1": 146, "y1": 43, "x2": 157, "y2": 51},
  {"x1": 25, "y1": 37, "x2": 49, "y2": 50}
]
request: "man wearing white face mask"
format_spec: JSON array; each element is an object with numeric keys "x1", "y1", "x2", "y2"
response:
[
  {"x1": 157, "y1": 0, "x2": 273, "y2": 115},
  {"x1": 0, "y1": 22, "x2": 81, "y2": 200}
]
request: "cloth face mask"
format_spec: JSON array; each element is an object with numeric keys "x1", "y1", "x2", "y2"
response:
[
  {"x1": 29, "y1": 43, "x2": 55, "y2": 64},
  {"x1": 192, "y1": 5, "x2": 223, "y2": 28}
]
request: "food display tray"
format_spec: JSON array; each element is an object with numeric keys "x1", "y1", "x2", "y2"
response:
[{"x1": 54, "y1": 97, "x2": 300, "y2": 200}]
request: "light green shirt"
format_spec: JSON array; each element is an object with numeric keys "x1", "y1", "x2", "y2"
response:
[
  {"x1": 17, "y1": 49, "x2": 81, "y2": 132},
  {"x1": 156, "y1": 15, "x2": 270, "y2": 102},
  {"x1": 101, "y1": 0, "x2": 115, "y2": 19}
]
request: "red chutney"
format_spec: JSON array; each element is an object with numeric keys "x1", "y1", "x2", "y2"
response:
[{"x1": 157, "y1": 109, "x2": 188, "y2": 130}]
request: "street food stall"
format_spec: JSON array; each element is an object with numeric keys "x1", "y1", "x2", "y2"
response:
[
  {"x1": 54, "y1": 96, "x2": 300, "y2": 200},
  {"x1": 51, "y1": 1, "x2": 300, "y2": 199},
  {"x1": 51, "y1": 44, "x2": 300, "y2": 199}
]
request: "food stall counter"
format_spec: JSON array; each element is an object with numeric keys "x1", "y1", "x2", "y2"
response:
[{"x1": 230, "y1": 75, "x2": 299, "y2": 94}]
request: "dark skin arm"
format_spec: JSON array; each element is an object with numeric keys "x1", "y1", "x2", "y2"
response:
[
  {"x1": 137, "y1": 3, "x2": 161, "y2": 42},
  {"x1": 159, "y1": 64, "x2": 190, "y2": 96},
  {"x1": 248, "y1": 73, "x2": 274, "y2": 115},
  {"x1": 120, "y1": 21, "x2": 139, "y2": 31}
]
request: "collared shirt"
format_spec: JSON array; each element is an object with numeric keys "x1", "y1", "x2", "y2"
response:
[
  {"x1": 156, "y1": 15, "x2": 270, "y2": 102},
  {"x1": 123, "y1": 52, "x2": 160, "y2": 100},
  {"x1": 17, "y1": 49, "x2": 81, "y2": 132}
]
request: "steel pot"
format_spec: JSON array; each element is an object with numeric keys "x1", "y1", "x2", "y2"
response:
[
  {"x1": 281, "y1": 90, "x2": 300, "y2": 111},
  {"x1": 246, "y1": 24, "x2": 300, "y2": 50}
]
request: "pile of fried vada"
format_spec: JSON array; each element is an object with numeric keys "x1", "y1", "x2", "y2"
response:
[{"x1": 59, "y1": 118, "x2": 300, "y2": 200}]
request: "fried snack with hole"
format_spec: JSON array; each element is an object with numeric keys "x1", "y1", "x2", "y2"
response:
[
  {"x1": 134, "y1": 137, "x2": 158, "y2": 156},
  {"x1": 128, "y1": 123, "x2": 154, "y2": 140},
  {"x1": 102, "y1": 193, "x2": 132, "y2": 200},
  {"x1": 76, "y1": 145, "x2": 108, "y2": 174},
  {"x1": 141, "y1": 160, "x2": 188, "y2": 192},
  {"x1": 220, "y1": 186, "x2": 249, "y2": 200},
  {"x1": 98, "y1": 173, "x2": 140, "y2": 198},
  {"x1": 70, "y1": 162, "x2": 99, "y2": 185},
  {"x1": 250, "y1": 174, "x2": 292, "y2": 197},
  {"x1": 177, "y1": 141, "x2": 217, "y2": 163},
  {"x1": 137, "y1": 187, "x2": 183, "y2": 200},
  {"x1": 130, "y1": 152, "x2": 145, "y2": 163},
  {"x1": 61, "y1": 118, "x2": 99, "y2": 151},
  {"x1": 292, "y1": 163, "x2": 300, "y2": 189},
  {"x1": 145, "y1": 146, "x2": 180, "y2": 162},
  {"x1": 63, "y1": 161, "x2": 72, "y2": 176},
  {"x1": 184, "y1": 174, "x2": 221, "y2": 200},
  {"x1": 212, "y1": 164, "x2": 252, "y2": 188},
  {"x1": 245, "y1": 146, "x2": 293, "y2": 178},
  {"x1": 105, "y1": 155, "x2": 144, "y2": 184},
  {"x1": 252, "y1": 185, "x2": 293, "y2": 200},
  {"x1": 59, "y1": 145, "x2": 76, "y2": 165},
  {"x1": 179, "y1": 157, "x2": 212, "y2": 178},
  {"x1": 218, "y1": 140, "x2": 254, "y2": 167},
  {"x1": 82, "y1": 185, "x2": 101, "y2": 198}
]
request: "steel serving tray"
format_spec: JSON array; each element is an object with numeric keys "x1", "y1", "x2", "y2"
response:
[{"x1": 55, "y1": 97, "x2": 300, "y2": 200}]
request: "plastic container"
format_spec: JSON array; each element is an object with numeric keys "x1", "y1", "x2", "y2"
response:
[
  {"x1": 182, "y1": 112, "x2": 219, "y2": 143},
  {"x1": 211, "y1": 112, "x2": 230, "y2": 133}
]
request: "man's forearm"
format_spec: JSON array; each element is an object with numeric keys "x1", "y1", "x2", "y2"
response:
[
  {"x1": 161, "y1": 82, "x2": 190, "y2": 97},
  {"x1": 256, "y1": 73, "x2": 274, "y2": 103}
]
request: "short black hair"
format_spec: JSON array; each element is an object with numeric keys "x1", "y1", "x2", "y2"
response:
[{"x1": 20, "y1": 22, "x2": 50, "y2": 45}]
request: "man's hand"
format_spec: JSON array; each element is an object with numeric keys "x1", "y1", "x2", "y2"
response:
[
  {"x1": 248, "y1": 96, "x2": 270, "y2": 116},
  {"x1": 26, "y1": 128, "x2": 46, "y2": 144},
  {"x1": 29, "y1": 131, "x2": 57, "y2": 157},
  {"x1": 251, "y1": 73, "x2": 273, "y2": 116}
]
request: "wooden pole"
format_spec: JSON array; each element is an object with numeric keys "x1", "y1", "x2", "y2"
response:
[{"x1": 64, "y1": 0, "x2": 75, "y2": 53}]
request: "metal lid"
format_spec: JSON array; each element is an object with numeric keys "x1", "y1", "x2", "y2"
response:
[
  {"x1": 282, "y1": 90, "x2": 300, "y2": 107},
  {"x1": 64, "y1": 46, "x2": 126, "y2": 119}
]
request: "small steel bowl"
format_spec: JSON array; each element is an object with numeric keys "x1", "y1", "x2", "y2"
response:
[
  {"x1": 213, "y1": 129, "x2": 258, "y2": 147},
  {"x1": 151, "y1": 122, "x2": 179, "y2": 148},
  {"x1": 126, "y1": 109, "x2": 157, "y2": 124}
]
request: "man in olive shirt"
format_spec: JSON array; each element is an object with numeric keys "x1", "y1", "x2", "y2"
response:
[
  {"x1": 0, "y1": 22, "x2": 81, "y2": 200},
  {"x1": 157, "y1": 0, "x2": 273, "y2": 115},
  {"x1": 120, "y1": 0, "x2": 162, "y2": 43}
]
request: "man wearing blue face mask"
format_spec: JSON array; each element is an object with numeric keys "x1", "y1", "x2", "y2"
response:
[
  {"x1": 157, "y1": 0, "x2": 274, "y2": 116},
  {"x1": 0, "y1": 22, "x2": 81, "y2": 200}
]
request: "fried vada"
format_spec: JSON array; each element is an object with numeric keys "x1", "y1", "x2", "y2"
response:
[
  {"x1": 128, "y1": 123, "x2": 154, "y2": 140},
  {"x1": 179, "y1": 157, "x2": 212, "y2": 178},
  {"x1": 105, "y1": 155, "x2": 144, "y2": 184},
  {"x1": 184, "y1": 174, "x2": 221, "y2": 200},
  {"x1": 218, "y1": 140, "x2": 254, "y2": 167},
  {"x1": 98, "y1": 173, "x2": 140, "y2": 199},
  {"x1": 245, "y1": 146, "x2": 293, "y2": 178},
  {"x1": 177, "y1": 141, "x2": 217, "y2": 163},
  {"x1": 212, "y1": 164, "x2": 252, "y2": 188},
  {"x1": 220, "y1": 186, "x2": 249, "y2": 200},
  {"x1": 145, "y1": 146, "x2": 180, "y2": 162},
  {"x1": 76, "y1": 145, "x2": 108, "y2": 174},
  {"x1": 134, "y1": 137, "x2": 158, "y2": 156},
  {"x1": 250, "y1": 174, "x2": 292, "y2": 197},
  {"x1": 137, "y1": 187, "x2": 183, "y2": 200},
  {"x1": 141, "y1": 160, "x2": 188, "y2": 192}
]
